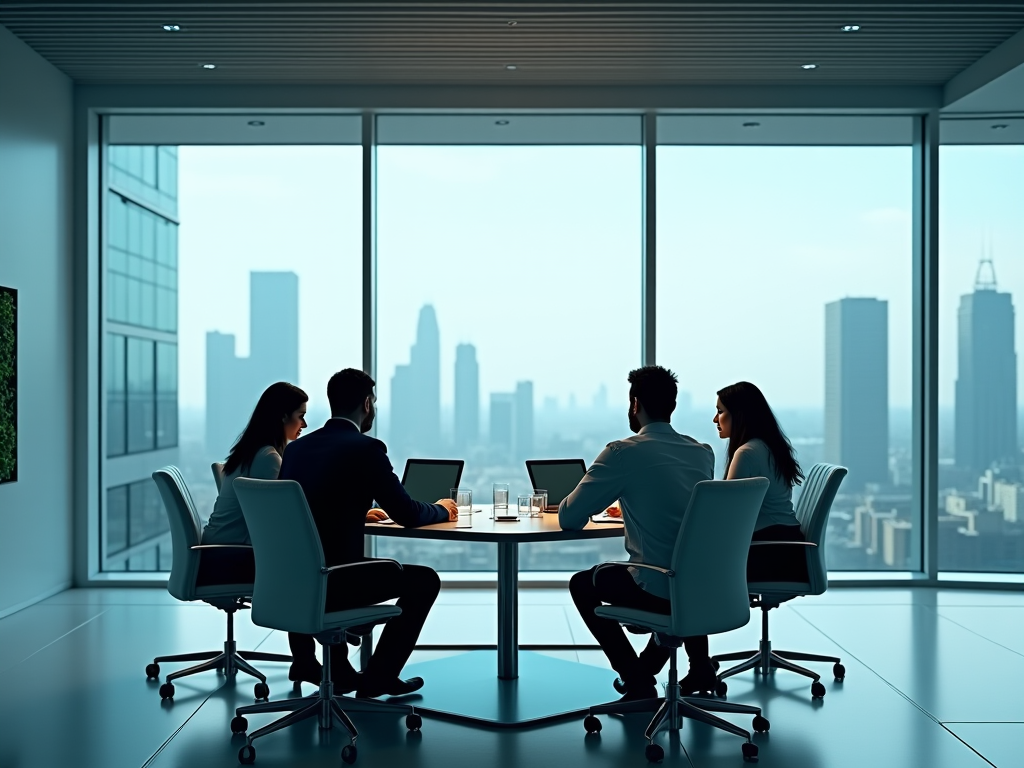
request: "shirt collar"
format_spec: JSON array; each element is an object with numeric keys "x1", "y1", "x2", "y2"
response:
[
  {"x1": 330, "y1": 416, "x2": 362, "y2": 432},
  {"x1": 639, "y1": 422, "x2": 676, "y2": 435}
]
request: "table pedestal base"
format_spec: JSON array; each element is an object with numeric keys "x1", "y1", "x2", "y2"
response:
[{"x1": 396, "y1": 650, "x2": 617, "y2": 728}]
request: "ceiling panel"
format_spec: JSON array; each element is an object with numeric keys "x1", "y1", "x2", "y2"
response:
[{"x1": 1, "y1": 1, "x2": 1023, "y2": 87}]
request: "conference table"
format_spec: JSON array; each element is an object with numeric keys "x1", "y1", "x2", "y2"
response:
[{"x1": 363, "y1": 507, "x2": 625, "y2": 727}]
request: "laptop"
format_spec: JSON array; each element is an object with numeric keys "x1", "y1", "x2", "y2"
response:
[
  {"x1": 525, "y1": 459, "x2": 587, "y2": 512},
  {"x1": 401, "y1": 459, "x2": 465, "y2": 505}
]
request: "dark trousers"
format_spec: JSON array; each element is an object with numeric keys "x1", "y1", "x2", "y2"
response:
[
  {"x1": 195, "y1": 547, "x2": 256, "y2": 587},
  {"x1": 746, "y1": 524, "x2": 808, "y2": 583},
  {"x1": 288, "y1": 560, "x2": 441, "y2": 686},
  {"x1": 569, "y1": 564, "x2": 709, "y2": 689}
]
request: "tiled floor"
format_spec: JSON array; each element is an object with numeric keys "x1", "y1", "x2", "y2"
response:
[{"x1": 0, "y1": 586, "x2": 1020, "y2": 768}]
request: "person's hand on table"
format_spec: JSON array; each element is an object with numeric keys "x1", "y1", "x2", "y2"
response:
[
  {"x1": 605, "y1": 504, "x2": 622, "y2": 518},
  {"x1": 436, "y1": 498, "x2": 459, "y2": 521},
  {"x1": 366, "y1": 507, "x2": 389, "y2": 522}
]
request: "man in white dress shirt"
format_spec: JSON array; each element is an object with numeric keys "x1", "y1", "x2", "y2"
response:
[{"x1": 559, "y1": 366, "x2": 716, "y2": 700}]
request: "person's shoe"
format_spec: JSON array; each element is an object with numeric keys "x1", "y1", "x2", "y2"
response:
[
  {"x1": 679, "y1": 660, "x2": 717, "y2": 696},
  {"x1": 616, "y1": 684, "x2": 658, "y2": 703},
  {"x1": 288, "y1": 660, "x2": 322, "y2": 686},
  {"x1": 356, "y1": 676, "x2": 425, "y2": 699},
  {"x1": 613, "y1": 677, "x2": 629, "y2": 695}
]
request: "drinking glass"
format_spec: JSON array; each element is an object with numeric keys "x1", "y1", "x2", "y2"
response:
[
  {"x1": 454, "y1": 488, "x2": 473, "y2": 528},
  {"x1": 533, "y1": 489, "x2": 549, "y2": 514},
  {"x1": 518, "y1": 494, "x2": 533, "y2": 517},
  {"x1": 530, "y1": 492, "x2": 547, "y2": 518},
  {"x1": 493, "y1": 483, "x2": 510, "y2": 517}
]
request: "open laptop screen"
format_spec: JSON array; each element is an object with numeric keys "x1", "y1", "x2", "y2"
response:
[
  {"x1": 401, "y1": 459, "x2": 465, "y2": 504},
  {"x1": 525, "y1": 459, "x2": 587, "y2": 508}
]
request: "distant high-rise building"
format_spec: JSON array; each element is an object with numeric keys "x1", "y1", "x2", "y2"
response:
[
  {"x1": 490, "y1": 393, "x2": 515, "y2": 455},
  {"x1": 955, "y1": 258, "x2": 1017, "y2": 473},
  {"x1": 205, "y1": 272, "x2": 300, "y2": 455},
  {"x1": 514, "y1": 381, "x2": 534, "y2": 460},
  {"x1": 454, "y1": 344, "x2": 479, "y2": 449},
  {"x1": 824, "y1": 297, "x2": 889, "y2": 489},
  {"x1": 390, "y1": 305, "x2": 441, "y2": 453}
]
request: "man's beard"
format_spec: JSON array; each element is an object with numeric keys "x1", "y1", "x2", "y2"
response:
[
  {"x1": 628, "y1": 408, "x2": 641, "y2": 434},
  {"x1": 360, "y1": 408, "x2": 375, "y2": 433}
]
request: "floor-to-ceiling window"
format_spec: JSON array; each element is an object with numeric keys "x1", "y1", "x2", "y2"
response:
[
  {"x1": 101, "y1": 121, "x2": 362, "y2": 572},
  {"x1": 938, "y1": 119, "x2": 1024, "y2": 574},
  {"x1": 656, "y1": 117, "x2": 917, "y2": 572},
  {"x1": 374, "y1": 118, "x2": 643, "y2": 571}
]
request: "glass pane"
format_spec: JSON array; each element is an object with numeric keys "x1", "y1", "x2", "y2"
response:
[
  {"x1": 126, "y1": 337, "x2": 155, "y2": 453},
  {"x1": 376, "y1": 145, "x2": 642, "y2": 571},
  {"x1": 657, "y1": 145, "x2": 915, "y2": 571},
  {"x1": 156, "y1": 342, "x2": 178, "y2": 448},
  {"x1": 106, "y1": 334, "x2": 126, "y2": 457},
  {"x1": 129, "y1": 478, "x2": 167, "y2": 547},
  {"x1": 938, "y1": 143, "x2": 1024, "y2": 573},
  {"x1": 106, "y1": 485, "x2": 129, "y2": 555}
]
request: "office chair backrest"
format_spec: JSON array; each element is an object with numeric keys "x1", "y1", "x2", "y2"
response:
[
  {"x1": 234, "y1": 478, "x2": 329, "y2": 635},
  {"x1": 152, "y1": 467, "x2": 203, "y2": 602},
  {"x1": 794, "y1": 463, "x2": 848, "y2": 594},
  {"x1": 668, "y1": 478, "x2": 768, "y2": 637},
  {"x1": 211, "y1": 462, "x2": 226, "y2": 492}
]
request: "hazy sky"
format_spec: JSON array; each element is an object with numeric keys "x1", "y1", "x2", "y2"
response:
[{"x1": 175, "y1": 141, "x2": 1023, "y2": 422}]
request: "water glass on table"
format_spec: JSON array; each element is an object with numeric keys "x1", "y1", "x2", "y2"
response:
[
  {"x1": 532, "y1": 489, "x2": 548, "y2": 517},
  {"x1": 452, "y1": 488, "x2": 473, "y2": 528},
  {"x1": 493, "y1": 483, "x2": 510, "y2": 517},
  {"x1": 530, "y1": 491, "x2": 547, "y2": 518},
  {"x1": 517, "y1": 494, "x2": 533, "y2": 518}
]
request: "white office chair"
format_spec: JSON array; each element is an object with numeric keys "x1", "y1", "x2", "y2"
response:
[
  {"x1": 583, "y1": 478, "x2": 771, "y2": 763},
  {"x1": 147, "y1": 467, "x2": 291, "y2": 700},
  {"x1": 212, "y1": 461, "x2": 226, "y2": 492},
  {"x1": 231, "y1": 477, "x2": 421, "y2": 766},
  {"x1": 712, "y1": 463, "x2": 848, "y2": 699}
]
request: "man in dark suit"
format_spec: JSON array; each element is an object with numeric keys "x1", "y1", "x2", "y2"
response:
[{"x1": 279, "y1": 368, "x2": 458, "y2": 699}]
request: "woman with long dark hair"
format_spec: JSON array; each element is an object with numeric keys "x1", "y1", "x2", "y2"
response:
[
  {"x1": 201, "y1": 381, "x2": 308, "y2": 548},
  {"x1": 713, "y1": 381, "x2": 807, "y2": 581}
]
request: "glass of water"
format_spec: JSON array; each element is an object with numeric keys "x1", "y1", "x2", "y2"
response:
[
  {"x1": 530, "y1": 492, "x2": 547, "y2": 518},
  {"x1": 533, "y1": 489, "x2": 548, "y2": 514},
  {"x1": 517, "y1": 494, "x2": 533, "y2": 517},
  {"x1": 453, "y1": 488, "x2": 473, "y2": 528},
  {"x1": 493, "y1": 483, "x2": 510, "y2": 517}
]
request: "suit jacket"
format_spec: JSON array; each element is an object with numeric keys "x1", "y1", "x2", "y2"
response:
[{"x1": 279, "y1": 418, "x2": 448, "y2": 565}]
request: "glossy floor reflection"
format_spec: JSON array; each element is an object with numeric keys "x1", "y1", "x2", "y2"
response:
[{"x1": 0, "y1": 586, "x2": 1019, "y2": 768}]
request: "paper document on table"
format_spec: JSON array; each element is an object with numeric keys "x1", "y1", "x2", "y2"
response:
[{"x1": 591, "y1": 512, "x2": 623, "y2": 524}]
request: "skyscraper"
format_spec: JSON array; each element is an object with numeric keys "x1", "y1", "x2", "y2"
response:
[
  {"x1": 205, "y1": 272, "x2": 300, "y2": 455},
  {"x1": 454, "y1": 343, "x2": 479, "y2": 449},
  {"x1": 514, "y1": 381, "x2": 534, "y2": 460},
  {"x1": 955, "y1": 259, "x2": 1017, "y2": 472},
  {"x1": 389, "y1": 305, "x2": 441, "y2": 453},
  {"x1": 824, "y1": 297, "x2": 889, "y2": 489},
  {"x1": 490, "y1": 393, "x2": 514, "y2": 457}
]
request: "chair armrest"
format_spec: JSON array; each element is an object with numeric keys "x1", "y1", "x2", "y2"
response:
[
  {"x1": 321, "y1": 559, "x2": 403, "y2": 575},
  {"x1": 594, "y1": 561, "x2": 674, "y2": 585},
  {"x1": 749, "y1": 541, "x2": 817, "y2": 547},
  {"x1": 190, "y1": 544, "x2": 254, "y2": 550}
]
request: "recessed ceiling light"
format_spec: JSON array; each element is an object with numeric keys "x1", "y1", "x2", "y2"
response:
[
  {"x1": 200, "y1": 63, "x2": 216, "y2": 69},
  {"x1": 507, "y1": 20, "x2": 518, "y2": 27},
  {"x1": 841, "y1": 25, "x2": 861, "y2": 32},
  {"x1": 742, "y1": 122, "x2": 761, "y2": 128},
  {"x1": 505, "y1": 64, "x2": 518, "y2": 70},
  {"x1": 801, "y1": 63, "x2": 818, "y2": 70},
  {"x1": 991, "y1": 124, "x2": 1009, "y2": 130},
  {"x1": 495, "y1": 120, "x2": 510, "y2": 126},
  {"x1": 162, "y1": 24, "x2": 182, "y2": 32},
  {"x1": 248, "y1": 120, "x2": 265, "y2": 127}
]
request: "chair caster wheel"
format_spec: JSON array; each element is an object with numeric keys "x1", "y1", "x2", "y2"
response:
[
  {"x1": 406, "y1": 713, "x2": 422, "y2": 731},
  {"x1": 231, "y1": 715, "x2": 248, "y2": 734},
  {"x1": 584, "y1": 715, "x2": 602, "y2": 734},
  {"x1": 146, "y1": 663, "x2": 160, "y2": 679},
  {"x1": 752, "y1": 715, "x2": 770, "y2": 733},
  {"x1": 714, "y1": 680, "x2": 728, "y2": 697},
  {"x1": 834, "y1": 663, "x2": 846, "y2": 681},
  {"x1": 341, "y1": 744, "x2": 357, "y2": 764},
  {"x1": 238, "y1": 744, "x2": 256, "y2": 764},
  {"x1": 742, "y1": 742, "x2": 759, "y2": 762},
  {"x1": 253, "y1": 682, "x2": 270, "y2": 701},
  {"x1": 159, "y1": 682, "x2": 175, "y2": 700},
  {"x1": 811, "y1": 681, "x2": 826, "y2": 698},
  {"x1": 645, "y1": 743, "x2": 664, "y2": 762}
]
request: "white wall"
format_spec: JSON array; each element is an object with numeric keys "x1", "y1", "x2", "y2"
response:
[{"x1": 0, "y1": 23, "x2": 74, "y2": 616}]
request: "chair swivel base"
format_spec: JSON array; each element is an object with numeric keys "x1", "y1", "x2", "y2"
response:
[{"x1": 713, "y1": 643, "x2": 844, "y2": 699}]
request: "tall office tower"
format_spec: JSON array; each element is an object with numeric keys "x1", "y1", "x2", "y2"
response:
[
  {"x1": 389, "y1": 305, "x2": 442, "y2": 453},
  {"x1": 514, "y1": 381, "x2": 534, "y2": 460},
  {"x1": 955, "y1": 259, "x2": 1017, "y2": 473},
  {"x1": 490, "y1": 393, "x2": 515, "y2": 456},
  {"x1": 824, "y1": 298, "x2": 890, "y2": 490},
  {"x1": 205, "y1": 272, "x2": 301, "y2": 455},
  {"x1": 454, "y1": 344, "x2": 479, "y2": 449},
  {"x1": 249, "y1": 272, "x2": 299, "y2": 387}
]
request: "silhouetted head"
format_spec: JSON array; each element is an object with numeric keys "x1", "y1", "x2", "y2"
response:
[
  {"x1": 224, "y1": 382, "x2": 308, "y2": 475},
  {"x1": 627, "y1": 366, "x2": 678, "y2": 433},
  {"x1": 328, "y1": 368, "x2": 376, "y2": 433},
  {"x1": 715, "y1": 381, "x2": 803, "y2": 488}
]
